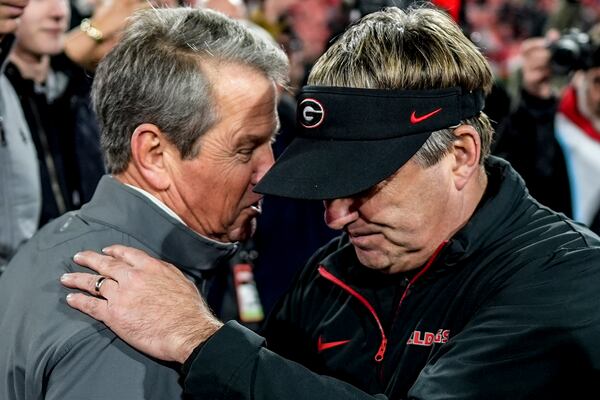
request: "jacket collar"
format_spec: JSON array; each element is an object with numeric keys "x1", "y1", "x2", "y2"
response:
[
  {"x1": 79, "y1": 176, "x2": 237, "y2": 279},
  {"x1": 441, "y1": 156, "x2": 532, "y2": 266}
]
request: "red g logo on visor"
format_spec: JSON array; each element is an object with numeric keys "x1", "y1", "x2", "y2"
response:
[{"x1": 299, "y1": 98, "x2": 325, "y2": 128}]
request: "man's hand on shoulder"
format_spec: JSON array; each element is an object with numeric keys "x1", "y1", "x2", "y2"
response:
[
  {"x1": 61, "y1": 245, "x2": 223, "y2": 364},
  {"x1": 0, "y1": 0, "x2": 28, "y2": 39}
]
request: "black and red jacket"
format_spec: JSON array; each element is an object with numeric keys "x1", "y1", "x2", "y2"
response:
[{"x1": 184, "y1": 157, "x2": 600, "y2": 399}]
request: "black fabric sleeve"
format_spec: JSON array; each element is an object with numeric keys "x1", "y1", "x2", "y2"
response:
[
  {"x1": 181, "y1": 341, "x2": 204, "y2": 377},
  {"x1": 182, "y1": 321, "x2": 387, "y2": 400}
]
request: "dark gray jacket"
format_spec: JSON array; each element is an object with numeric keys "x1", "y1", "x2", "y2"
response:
[{"x1": 0, "y1": 176, "x2": 236, "y2": 399}]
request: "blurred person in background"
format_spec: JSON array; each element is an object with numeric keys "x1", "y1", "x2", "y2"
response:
[
  {"x1": 0, "y1": 0, "x2": 39, "y2": 271},
  {"x1": 546, "y1": 0, "x2": 600, "y2": 33},
  {"x1": 5, "y1": 0, "x2": 105, "y2": 229},
  {"x1": 0, "y1": 0, "x2": 150, "y2": 270},
  {"x1": 495, "y1": 25, "x2": 600, "y2": 233},
  {"x1": 6, "y1": 0, "x2": 159, "y2": 228}
]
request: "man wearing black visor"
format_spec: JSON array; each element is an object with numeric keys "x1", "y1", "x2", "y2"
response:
[{"x1": 62, "y1": 5, "x2": 600, "y2": 399}]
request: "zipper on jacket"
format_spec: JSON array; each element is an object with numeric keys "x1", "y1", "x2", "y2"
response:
[
  {"x1": 377, "y1": 241, "x2": 448, "y2": 383},
  {"x1": 318, "y1": 266, "x2": 388, "y2": 362},
  {"x1": 317, "y1": 242, "x2": 448, "y2": 366},
  {"x1": 395, "y1": 241, "x2": 448, "y2": 311}
]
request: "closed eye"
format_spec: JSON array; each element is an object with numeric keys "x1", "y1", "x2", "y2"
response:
[{"x1": 236, "y1": 146, "x2": 257, "y2": 162}]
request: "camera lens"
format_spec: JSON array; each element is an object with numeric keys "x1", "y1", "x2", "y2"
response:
[{"x1": 549, "y1": 30, "x2": 592, "y2": 75}]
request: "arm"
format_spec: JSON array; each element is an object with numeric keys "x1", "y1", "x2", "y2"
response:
[
  {"x1": 63, "y1": 0, "x2": 150, "y2": 70},
  {"x1": 493, "y1": 34, "x2": 572, "y2": 216},
  {"x1": 0, "y1": 0, "x2": 27, "y2": 40},
  {"x1": 184, "y1": 321, "x2": 386, "y2": 400},
  {"x1": 0, "y1": 0, "x2": 28, "y2": 68},
  {"x1": 61, "y1": 245, "x2": 388, "y2": 400},
  {"x1": 494, "y1": 36, "x2": 558, "y2": 156},
  {"x1": 519, "y1": 36, "x2": 556, "y2": 101}
]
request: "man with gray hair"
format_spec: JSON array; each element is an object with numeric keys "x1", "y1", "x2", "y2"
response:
[
  {"x1": 63, "y1": 5, "x2": 600, "y2": 400},
  {"x1": 0, "y1": 7, "x2": 287, "y2": 399}
]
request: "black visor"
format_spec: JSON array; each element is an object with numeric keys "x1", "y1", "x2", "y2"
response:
[{"x1": 255, "y1": 85, "x2": 485, "y2": 200}]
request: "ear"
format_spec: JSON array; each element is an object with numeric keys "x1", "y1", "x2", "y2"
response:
[
  {"x1": 129, "y1": 124, "x2": 171, "y2": 191},
  {"x1": 450, "y1": 124, "x2": 482, "y2": 191}
]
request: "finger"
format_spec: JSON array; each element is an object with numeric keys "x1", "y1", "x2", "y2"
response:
[
  {"x1": 546, "y1": 29, "x2": 560, "y2": 43},
  {"x1": 0, "y1": 5, "x2": 25, "y2": 18},
  {"x1": 94, "y1": 276, "x2": 119, "y2": 299},
  {"x1": 0, "y1": 0, "x2": 29, "y2": 8},
  {"x1": 73, "y1": 250, "x2": 128, "y2": 279},
  {"x1": 0, "y1": 18, "x2": 18, "y2": 34},
  {"x1": 65, "y1": 292, "x2": 109, "y2": 322},
  {"x1": 61, "y1": 272, "x2": 119, "y2": 298},
  {"x1": 103, "y1": 244, "x2": 164, "y2": 270}
]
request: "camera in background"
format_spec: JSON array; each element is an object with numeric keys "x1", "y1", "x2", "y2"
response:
[{"x1": 549, "y1": 29, "x2": 597, "y2": 75}]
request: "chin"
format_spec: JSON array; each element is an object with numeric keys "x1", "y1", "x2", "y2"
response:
[
  {"x1": 354, "y1": 248, "x2": 390, "y2": 271},
  {"x1": 227, "y1": 218, "x2": 257, "y2": 242},
  {"x1": 355, "y1": 247, "x2": 421, "y2": 274},
  {"x1": 38, "y1": 40, "x2": 64, "y2": 56},
  {"x1": 48, "y1": 46, "x2": 65, "y2": 56}
]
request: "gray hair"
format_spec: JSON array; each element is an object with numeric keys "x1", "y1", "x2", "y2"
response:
[
  {"x1": 308, "y1": 6, "x2": 494, "y2": 166},
  {"x1": 93, "y1": 7, "x2": 289, "y2": 173}
]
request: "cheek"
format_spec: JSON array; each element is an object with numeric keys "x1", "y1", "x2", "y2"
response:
[
  {"x1": 219, "y1": 171, "x2": 254, "y2": 213},
  {"x1": 370, "y1": 191, "x2": 429, "y2": 227},
  {"x1": 16, "y1": 25, "x2": 36, "y2": 47},
  {"x1": 593, "y1": 92, "x2": 600, "y2": 107},
  {"x1": 379, "y1": 191, "x2": 447, "y2": 240},
  {"x1": 587, "y1": 86, "x2": 600, "y2": 103}
]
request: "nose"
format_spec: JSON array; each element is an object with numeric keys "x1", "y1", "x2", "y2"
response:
[
  {"x1": 50, "y1": 0, "x2": 69, "y2": 19},
  {"x1": 324, "y1": 198, "x2": 359, "y2": 230},
  {"x1": 252, "y1": 144, "x2": 275, "y2": 185}
]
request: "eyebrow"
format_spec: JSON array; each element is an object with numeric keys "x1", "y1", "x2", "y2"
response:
[
  {"x1": 239, "y1": 128, "x2": 279, "y2": 145},
  {"x1": 234, "y1": 118, "x2": 280, "y2": 145}
]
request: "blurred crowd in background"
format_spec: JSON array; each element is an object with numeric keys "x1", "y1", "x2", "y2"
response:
[
  {"x1": 60, "y1": 0, "x2": 600, "y2": 114},
  {"x1": 2, "y1": 0, "x2": 600, "y2": 328}
]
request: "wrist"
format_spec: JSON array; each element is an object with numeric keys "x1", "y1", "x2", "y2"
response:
[
  {"x1": 79, "y1": 18, "x2": 104, "y2": 43},
  {"x1": 177, "y1": 319, "x2": 223, "y2": 364}
]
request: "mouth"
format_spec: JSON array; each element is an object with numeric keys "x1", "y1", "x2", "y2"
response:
[
  {"x1": 42, "y1": 28, "x2": 64, "y2": 35},
  {"x1": 348, "y1": 228, "x2": 382, "y2": 248},
  {"x1": 348, "y1": 228, "x2": 378, "y2": 238}
]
